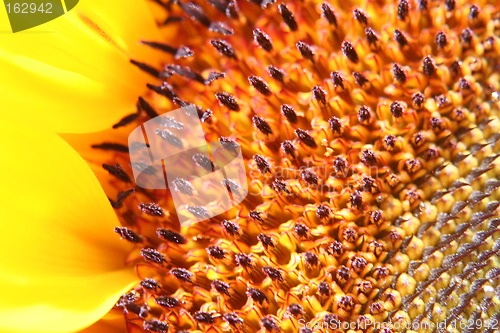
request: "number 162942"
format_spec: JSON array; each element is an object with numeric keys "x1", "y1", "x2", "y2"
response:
[{"x1": 5, "y1": 3, "x2": 53, "y2": 14}]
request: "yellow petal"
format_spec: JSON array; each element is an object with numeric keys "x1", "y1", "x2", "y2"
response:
[
  {"x1": 0, "y1": 124, "x2": 136, "y2": 333},
  {"x1": 0, "y1": 0, "x2": 163, "y2": 133},
  {"x1": 77, "y1": 310, "x2": 126, "y2": 333}
]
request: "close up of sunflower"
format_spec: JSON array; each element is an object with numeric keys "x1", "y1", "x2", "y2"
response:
[{"x1": 1, "y1": 0, "x2": 499, "y2": 332}]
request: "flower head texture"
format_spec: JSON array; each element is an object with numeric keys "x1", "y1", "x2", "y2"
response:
[{"x1": 1, "y1": 0, "x2": 500, "y2": 332}]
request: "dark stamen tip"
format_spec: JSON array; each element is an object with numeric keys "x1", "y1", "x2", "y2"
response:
[
  {"x1": 267, "y1": 65, "x2": 285, "y2": 82},
  {"x1": 279, "y1": 4, "x2": 298, "y2": 31},
  {"x1": 295, "y1": 129, "x2": 317, "y2": 148},
  {"x1": 312, "y1": 85, "x2": 327, "y2": 104},
  {"x1": 211, "y1": 39, "x2": 237, "y2": 59},
  {"x1": 341, "y1": 40, "x2": 359, "y2": 63},
  {"x1": 171, "y1": 267, "x2": 193, "y2": 282},
  {"x1": 138, "y1": 96, "x2": 160, "y2": 118},
  {"x1": 113, "y1": 113, "x2": 139, "y2": 129},
  {"x1": 281, "y1": 104, "x2": 298, "y2": 123},
  {"x1": 322, "y1": 3, "x2": 337, "y2": 25},
  {"x1": 115, "y1": 227, "x2": 142, "y2": 243},
  {"x1": 253, "y1": 28, "x2": 273, "y2": 51},
  {"x1": 215, "y1": 92, "x2": 240, "y2": 111},
  {"x1": 141, "y1": 248, "x2": 165, "y2": 264},
  {"x1": 139, "y1": 203, "x2": 164, "y2": 217},
  {"x1": 157, "y1": 228, "x2": 187, "y2": 244},
  {"x1": 296, "y1": 41, "x2": 314, "y2": 60},
  {"x1": 102, "y1": 163, "x2": 130, "y2": 183},
  {"x1": 130, "y1": 59, "x2": 160, "y2": 78},
  {"x1": 398, "y1": 0, "x2": 409, "y2": 20},
  {"x1": 249, "y1": 76, "x2": 272, "y2": 96}
]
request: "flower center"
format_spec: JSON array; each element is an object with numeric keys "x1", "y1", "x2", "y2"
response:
[{"x1": 91, "y1": 1, "x2": 500, "y2": 332}]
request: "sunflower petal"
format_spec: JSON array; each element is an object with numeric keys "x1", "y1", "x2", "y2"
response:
[
  {"x1": 0, "y1": 0, "x2": 162, "y2": 133},
  {"x1": 0, "y1": 124, "x2": 136, "y2": 333},
  {"x1": 77, "y1": 310, "x2": 127, "y2": 333}
]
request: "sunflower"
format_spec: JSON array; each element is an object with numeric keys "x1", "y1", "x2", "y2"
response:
[{"x1": 1, "y1": 0, "x2": 499, "y2": 332}]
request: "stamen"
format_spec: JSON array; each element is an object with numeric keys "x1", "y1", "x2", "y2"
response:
[
  {"x1": 288, "y1": 303, "x2": 304, "y2": 316},
  {"x1": 138, "y1": 97, "x2": 159, "y2": 118},
  {"x1": 146, "y1": 83, "x2": 177, "y2": 101},
  {"x1": 178, "y1": 1, "x2": 211, "y2": 26},
  {"x1": 249, "y1": 210, "x2": 266, "y2": 223},
  {"x1": 267, "y1": 65, "x2": 285, "y2": 82},
  {"x1": 317, "y1": 204, "x2": 332, "y2": 219},
  {"x1": 187, "y1": 206, "x2": 211, "y2": 219},
  {"x1": 102, "y1": 164, "x2": 130, "y2": 183},
  {"x1": 281, "y1": 105, "x2": 298, "y2": 123},
  {"x1": 139, "y1": 203, "x2": 164, "y2": 217},
  {"x1": 205, "y1": 71, "x2": 225, "y2": 84},
  {"x1": 261, "y1": 316, "x2": 279, "y2": 331},
  {"x1": 224, "y1": 313, "x2": 244, "y2": 326},
  {"x1": 222, "y1": 220, "x2": 241, "y2": 236},
  {"x1": 397, "y1": 0, "x2": 409, "y2": 20},
  {"x1": 253, "y1": 28, "x2": 273, "y2": 51},
  {"x1": 312, "y1": 86, "x2": 327, "y2": 104},
  {"x1": 353, "y1": 72, "x2": 368, "y2": 86},
  {"x1": 321, "y1": 3, "x2": 337, "y2": 25},
  {"x1": 141, "y1": 248, "x2": 166, "y2": 264},
  {"x1": 155, "y1": 128, "x2": 183, "y2": 148},
  {"x1": 445, "y1": 0, "x2": 455, "y2": 11},
  {"x1": 193, "y1": 312, "x2": 216, "y2": 324},
  {"x1": 115, "y1": 227, "x2": 142, "y2": 243},
  {"x1": 281, "y1": 140, "x2": 297, "y2": 157},
  {"x1": 235, "y1": 253, "x2": 253, "y2": 267},
  {"x1": 211, "y1": 39, "x2": 237, "y2": 59},
  {"x1": 247, "y1": 287, "x2": 268, "y2": 303},
  {"x1": 390, "y1": 101, "x2": 405, "y2": 118},
  {"x1": 258, "y1": 233, "x2": 275, "y2": 248},
  {"x1": 341, "y1": 41, "x2": 359, "y2": 63},
  {"x1": 209, "y1": 22, "x2": 233, "y2": 35},
  {"x1": 331, "y1": 72, "x2": 345, "y2": 89},
  {"x1": 215, "y1": 92, "x2": 240, "y2": 111},
  {"x1": 423, "y1": 56, "x2": 436, "y2": 76},
  {"x1": 155, "y1": 296, "x2": 179, "y2": 308},
  {"x1": 207, "y1": 245, "x2": 226, "y2": 259},
  {"x1": 392, "y1": 63, "x2": 407, "y2": 83},
  {"x1": 249, "y1": 76, "x2": 272, "y2": 96},
  {"x1": 113, "y1": 113, "x2": 139, "y2": 129},
  {"x1": 365, "y1": 27, "x2": 379, "y2": 45},
  {"x1": 130, "y1": 59, "x2": 160, "y2": 78},
  {"x1": 353, "y1": 8, "x2": 368, "y2": 25},
  {"x1": 170, "y1": 268, "x2": 193, "y2": 282},
  {"x1": 91, "y1": 143, "x2": 128, "y2": 153},
  {"x1": 166, "y1": 64, "x2": 205, "y2": 83},
  {"x1": 141, "y1": 40, "x2": 177, "y2": 54},
  {"x1": 171, "y1": 178, "x2": 194, "y2": 195},
  {"x1": 140, "y1": 278, "x2": 160, "y2": 290},
  {"x1": 295, "y1": 129, "x2": 317, "y2": 148},
  {"x1": 394, "y1": 29, "x2": 408, "y2": 47},
  {"x1": 435, "y1": 32, "x2": 448, "y2": 48},
  {"x1": 296, "y1": 41, "x2": 315, "y2": 61},
  {"x1": 157, "y1": 229, "x2": 187, "y2": 244},
  {"x1": 304, "y1": 252, "x2": 319, "y2": 266},
  {"x1": 254, "y1": 154, "x2": 271, "y2": 173},
  {"x1": 192, "y1": 153, "x2": 215, "y2": 171},
  {"x1": 143, "y1": 319, "x2": 169, "y2": 332},
  {"x1": 294, "y1": 223, "x2": 309, "y2": 238},
  {"x1": 358, "y1": 105, "x2": 371, "y2": 124},
  {"x1": 212, "y1": 279, "x2": 231, "y2": 295},
  {"x1": 262, "y1": 266, "x2": 283, "y2": 281},
  {"x1": 219, "y1": 137, "x2": 239, "y2": 154},
  {"x1": 301, "y1": 169, "x2": 318, "y2": 185},
  {"x1": 318, "y1": 281, "x2": 331, "y2": 295},
  {"x1": 279, "y1": 4, "x2": 298, "y2": 31}
]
